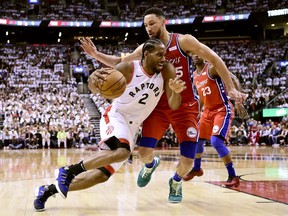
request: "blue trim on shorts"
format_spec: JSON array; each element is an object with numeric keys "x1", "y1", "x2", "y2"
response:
[
  {"x1": 180, "y1": 141, "x2": 197, "y2": 159},
  {"x1": 139, "y1": 137, "x2": 158, "y2": 148}
]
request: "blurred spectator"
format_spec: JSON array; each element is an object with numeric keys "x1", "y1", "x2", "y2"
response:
[
  {"x1": 248, "y1": 125, "x2": 260, "y2": 146},
  {"x1": 27, "y1": 134, "x2": 39, "y2": 149},
  {"x1": 259, "y1": 125, "x2": 271, "y2": 145},
  {"x1": 41, "y1": 127, "x2": 51, "y2": 148},
  {"x1": 268, "y1": 124, "x2": 281, "y2": 146},
  {"x1": 57, "y1": 126, "x2": 67, "y2": 148}
]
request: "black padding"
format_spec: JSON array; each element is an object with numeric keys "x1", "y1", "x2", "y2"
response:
[
  {"x1": 105, "y1": 136, "x2": 131, "y2": 151},
  {"x1": 98, "y1": 167, "x2": 112, "y2": 177}
]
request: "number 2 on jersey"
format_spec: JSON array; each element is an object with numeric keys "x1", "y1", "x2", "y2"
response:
[{"x1": 139, "y1": 93, "x2": 148, "y2": 105}]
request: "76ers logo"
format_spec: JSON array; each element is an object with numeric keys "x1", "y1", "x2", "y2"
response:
[
  {"x1": 187, "y1": 127, "x2": 197, "y2": 138},
  {"x1": 213, "y1": 125, "x2": 219, "y2": 133}
]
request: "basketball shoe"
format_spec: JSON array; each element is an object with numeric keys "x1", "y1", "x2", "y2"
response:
[
  {"x1": 168, "y1": 178, "x2": 182, "y2": 203},
  {"x1": 222, "y1": 176, "x2": 240, "y2": 188},
  {"x1": 55, "y1": 167, "x2": 75, "y2": 198},
  {"x1": 137, "y1": 156, "x2": 160, "y2": 187},
  {"x1": 183, "y1": 168, "x2": 204, "y2": 181},
  {"x1": 34, "y1": 185, "x2": 55, "y2": 212}
]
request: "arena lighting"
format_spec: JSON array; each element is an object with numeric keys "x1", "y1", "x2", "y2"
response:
[
  {"x1": 28, "y1": 0, "x2": 39, "y2": 4},
  {"x1": 48, "y1": 21, "x2": 93, "y2": 27},
  {"x1": 74, "y1": 66, "x2": 84, "y2": 73},
  {"x1": 202, "y1": 13, "x2": 250, "y2": 23},
  {"x1": 99, "y1": 21, "x2": 143, "y2": 28},
  {"x1": 99, "y1": 18, "x2": 195, "y2": 27},
  {"x1": 278, "y1": 60, "x2": 288, "y2": 67},
  {"x1": 0, "y1": 18, "x2": 41, "y2": 26},
  {"x1": 0, "y1": 19, "x2": 8, "y2": 25},
  {"x1": 165, "y1": 17, "x2": 195, "y2": 25}
]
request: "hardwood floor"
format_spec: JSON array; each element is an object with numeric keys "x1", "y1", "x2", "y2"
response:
[{"x1": 0, "y1": 145, "x2": 287, "y2": 216}]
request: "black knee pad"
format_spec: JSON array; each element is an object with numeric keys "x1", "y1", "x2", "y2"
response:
[
  {"x1": 98, "y1": 167, "x2": 112, "y2": 178},
  {"x1": 104, "y1": 136, "x2": 130, "y2": 152}
]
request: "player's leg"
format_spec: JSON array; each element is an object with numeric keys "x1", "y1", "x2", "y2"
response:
[
  {"x1": 168, "y1": 105, "x2": 199, "y2": 203},
  {"x1": 183, "y1": 112, "x2": 212, "y2": 181},
  {"x1": 34, "y1": 118, "x2": 137, "y2": 212},
  {"x1": 211, "y1": 110, "x2": 239, "y2": 188},
  {"x1": 137, "y1": 108, "x2": 169, "y2": 187},
  {"x1": 54, "y1": 139, "x2": 131, "y2": 199},
  {"x1": 182, "y1": 139, "x2": 205, "y2": 181},
  {"x1": 54, "y1": 108, "x2": 134, "y2": 198},
  {"x1": 34, "y1": 139, "x2": 129, "y2": 212},
  {"x1": 34, "y1": 168, "x2": 111, "y2": 212}
]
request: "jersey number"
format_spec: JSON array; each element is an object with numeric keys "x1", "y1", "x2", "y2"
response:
[
  {"x1": 201, "y1": 87, "x2": 211, "y2": 96},
  {"x1": 139, "y1": 93, "x2": 148, "y2": 105},
  {"x1": 175, "y1": 66, "x2": 183, "y2": 77}
]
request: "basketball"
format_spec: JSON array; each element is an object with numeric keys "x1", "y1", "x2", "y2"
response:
[{"x1": 98, "y1": 69, "x2": 127, "y2": 99}]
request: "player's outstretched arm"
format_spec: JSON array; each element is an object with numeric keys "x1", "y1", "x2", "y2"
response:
[
  {"x1": 209, "y1": 65, "x2": 248, "y2": 118},
  {"x1": 180, "y1": 34, "x2": 247, "y2": 104},
  {"x1": 80, "y1": 37, "x2": 142, "y2": 67}
]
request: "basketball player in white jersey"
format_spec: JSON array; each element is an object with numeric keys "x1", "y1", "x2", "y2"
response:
[{"x1": 34, "y1": 38, "x2": 186, "y2": 212}]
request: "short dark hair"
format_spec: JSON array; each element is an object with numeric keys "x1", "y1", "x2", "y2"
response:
[
  {"x1": 141, "y1": 38, "x2": 163, "y2": 62},
  {"x1": 143, "y1": 7, "x2": 165, "y2": 18}
]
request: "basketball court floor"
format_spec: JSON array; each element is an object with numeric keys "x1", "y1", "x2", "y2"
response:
[{"x1": 0, "y1": 145, "x2": 287, "y2": 216}]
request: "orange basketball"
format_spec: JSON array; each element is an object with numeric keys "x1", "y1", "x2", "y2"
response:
[{"x1": 98, "y1": 69, "x2": 127, "y2": 99}]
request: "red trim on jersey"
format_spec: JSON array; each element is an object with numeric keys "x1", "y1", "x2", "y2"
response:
[
  {"x1": 139, "y1": 62, "x2": 154, "y2": 77},
  {"x1": 118, "y1": 138, "x2": 129, "y2": 145},
  {"x1": 195, "y1": 62, "x2": 210, "y2": 77},
  {"x1": 103, "y1": 105, "x2": 112, "y2": 124}
]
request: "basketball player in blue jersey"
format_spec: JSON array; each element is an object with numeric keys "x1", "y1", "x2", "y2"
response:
[{"x1": 33, "y1": 38, "x2": 186, "y2": 212}]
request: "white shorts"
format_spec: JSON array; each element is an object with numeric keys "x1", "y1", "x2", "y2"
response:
[{"x1": 99, "y1": 106, "x2": 141, "y2": 172}]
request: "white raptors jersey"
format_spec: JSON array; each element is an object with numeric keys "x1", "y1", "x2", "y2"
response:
[{"x1": 112, "y1": 60, "x2": 164, "y2": 124}]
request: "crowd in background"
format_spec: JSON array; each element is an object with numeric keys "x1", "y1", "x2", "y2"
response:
[
  {"x1": 0, "y1": 37, "x2": 287, "y2": 149},
  {"x1": 1, "y1": 0, "x2": 288, "y2": 151},
  {"x1": 0, "y1": 44, "x2": 98, "y2": 149},
  {"x1": 0, "y1": 0, "x2": 287, "y2": 21}
]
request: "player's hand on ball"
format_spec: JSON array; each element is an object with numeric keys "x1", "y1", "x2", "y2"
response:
[
  {"x1": 88, "y1": 68, "x2": 112, "y2": 94},
  {"x1": 169, "y1": 76, "x2": 186, "y2": 94}
]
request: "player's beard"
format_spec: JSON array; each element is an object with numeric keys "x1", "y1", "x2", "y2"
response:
[
  {"x1": 153, "y1": 65, "x2": 161, "y2": 74},
  {"x1": 150, "y1": 29, "x2": 161, "y2": 39}
]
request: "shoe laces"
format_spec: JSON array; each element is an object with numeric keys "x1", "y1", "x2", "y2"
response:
[
  {"x1": 37, "y1": 186, "x2": 55, "y2": 202},
  {"x1": 171, "y1": 181, "x2": 182, "y2": 196},
  {"x1": 59, "y1": 169, "x2": 75, "y2": 186},
  {"x1": 140, "y1": 167, "x2": 152, "y2": 179}
]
